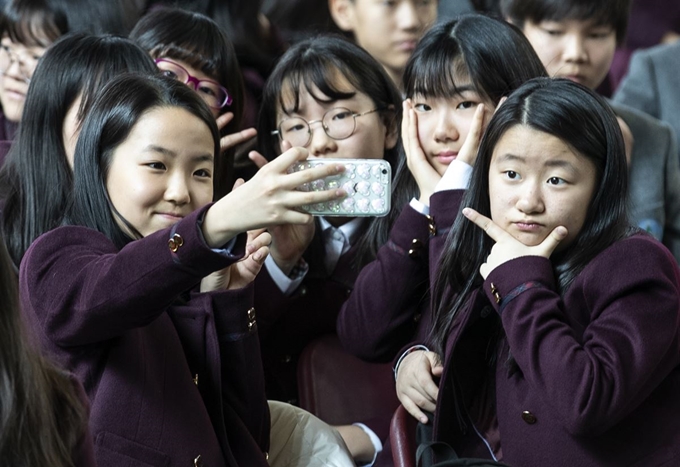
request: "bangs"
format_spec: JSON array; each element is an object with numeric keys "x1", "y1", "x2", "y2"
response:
[
  {"x1": 1, "y1": 2, "x2": 64, "y2": 46},
  {"x1": 149, "y1": 43, "x2": 218, "y2": 79},
  {"x1": 531, "y1": 0, "x2": 616, "y2": 28},
  {"x1": 277, "y1": 62, "x2": 357, "y2": 114},
  {"x1": 407, "y1": 55, "x2": 477, "y2": 100}
]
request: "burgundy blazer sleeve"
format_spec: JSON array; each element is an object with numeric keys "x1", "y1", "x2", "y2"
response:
[
  {"x1": 483, "y1": 235, "x2": 680, "y2": 436},
  {"x1": 338, "y1": 190, "x2": 466, "y2": 362},
  {"x1": 428, "y1": 189, "x2": 465, "y2": 270},
  {"x1": 20, "y1": 206, "x2": 245, "y2": 347},
  {"x1": 337, "y1": 204, "x2": 432, "y2": 362}
]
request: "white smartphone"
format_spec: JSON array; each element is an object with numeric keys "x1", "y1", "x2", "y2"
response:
[{"x1": 288, "y1": 159, "x2": 392, "y2": 217}]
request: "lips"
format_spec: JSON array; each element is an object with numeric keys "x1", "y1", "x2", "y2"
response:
[
  {"x1": 513, "y1": 221, "x2": 544, "y2": 232},
  {"x1": 435, "y1": 151, "x2": 458, "y2": 164},
  {"x1": 394, "y1": 39, "x2": 418, "y2": 52},
  {"x1": 1, "y1": 87, "x2": 26, "y2": 101},
  {"x1": 156, "y1": 212, "x2": 185, "y2": 222}
]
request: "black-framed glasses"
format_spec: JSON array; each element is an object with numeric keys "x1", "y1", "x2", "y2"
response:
[
  {"x1": 271, "y1": 107, "x2": 383, "y2": 148},
  {"x1": 0, "y1": 43, "x2": 43, "y2": 83},
  {"x1": 155, "y1": 58, "x2": 232, "y2": 109}
]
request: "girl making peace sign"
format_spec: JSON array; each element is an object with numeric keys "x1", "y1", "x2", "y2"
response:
[{"x1": 397, "y1": 78, "x2": 680, "y2": 466}]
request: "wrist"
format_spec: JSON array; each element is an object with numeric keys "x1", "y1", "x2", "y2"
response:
[
  {"x1": 202, "y1": 204, "x2": 239, "y2": 249},
  {"x1": 394, "y1": 345, "x2": 430, "y2": 381}
]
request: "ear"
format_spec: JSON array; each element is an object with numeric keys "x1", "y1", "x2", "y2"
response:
[
  {"x1": 383, "y1": 107, "x2": 399, "y2": 150},
  {"x1": 329, "y1": 0, "x2": 356, "y2": 32}
]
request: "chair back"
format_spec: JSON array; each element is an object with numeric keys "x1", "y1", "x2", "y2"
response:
[{"x1": 297, "y1": 333, "x2": 400, "y2": 438}]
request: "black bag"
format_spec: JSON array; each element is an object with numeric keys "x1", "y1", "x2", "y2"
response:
[{"x1": 415, "y1": 412, "x2": 510, "y2": 467}]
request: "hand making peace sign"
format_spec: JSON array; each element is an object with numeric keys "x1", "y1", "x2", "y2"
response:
[{"x1": 462, "y1": 207, "x2": 568, "y2": 279}]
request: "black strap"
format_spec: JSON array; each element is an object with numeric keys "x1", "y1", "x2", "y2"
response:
[{"x1": 416, "y1": 440, "x2": 459, "y2": 467}]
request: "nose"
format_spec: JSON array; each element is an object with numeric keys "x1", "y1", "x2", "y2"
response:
[
  {"x1": 307, "y1": 121, "x2": 337, "y2": 157},
  {"x1": 515, "y1": 182, "x2": 545, "y2": 214},
  {"x1": 164, "y1": 172, "x2": 191, "y2": 205},
  {"x1": 563, "y1": 33, "x2": 588, "y2": 63},
  {"x1": 433, "y1": 110, "x2": 459, "y2": 143},
  {"x1": 3, "y1": 57, "x2": 24, "y2": 80},
  {"x1": 395, "y1": 1, "x2": 420, "y2": 30}
]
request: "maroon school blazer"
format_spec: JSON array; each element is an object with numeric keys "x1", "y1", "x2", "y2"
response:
[
  {"x1": 417, "y1": 191, "x2": 680, "y2": 466},
  {"x1": 19, "y1": 207, "x2": 270, "y2": 467}
]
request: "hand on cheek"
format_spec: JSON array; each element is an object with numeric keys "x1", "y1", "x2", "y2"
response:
[{"x1": 402, "y1": 99, "x2": 441, "y2": 204}]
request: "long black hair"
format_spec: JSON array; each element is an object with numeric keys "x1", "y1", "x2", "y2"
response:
[
  {"x1": 372, "y1": 14, "x2": 548, "y2": 269},
  {"x1": 130, "y1": 6, "x2": 245, "y2": 197},
  {"x1": 67, "y1": 73, "x2": 219, "y2": 249},
  {"x1": 0, "y1": 232, "x2": 86, "y2": 466},
  {"x1": 429, "y1": 78, "x2": 630, "y2": 355},
  {"x1": 0, "y1": 33, "x2": 157, "y2": 267},
  {"x1": 256, "y1": 34, "x2": 402, "y2": 267}
]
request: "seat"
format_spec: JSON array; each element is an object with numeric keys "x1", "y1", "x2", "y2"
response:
[
  {"x1": 390, "y1": 404, "x2": 418, "y2": 467},
  {"x1": 296, "y1": 333, "x2": 399, "y2": 439}
]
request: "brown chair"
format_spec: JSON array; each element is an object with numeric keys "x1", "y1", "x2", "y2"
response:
[
  {"x1": 390, "y1": 404, "x2": 418, "y2": 467},
  {"x1": 296, "y1": 333, "x2": 400, "y2": 439}
]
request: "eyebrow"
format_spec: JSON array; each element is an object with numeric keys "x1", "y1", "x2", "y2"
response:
[
  {"x1": 143, "y1": 145, "x2": 214, "y2": 163},
  {"x1": 452, "y1": 84, "x2": 477, "y2": 95},
  {"x1": 495, "y1": 153, "x2": 579, "y2": 171}
]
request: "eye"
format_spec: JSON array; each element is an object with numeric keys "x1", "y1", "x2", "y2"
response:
[
  {"x1": 456, "y1": 101, "x2": 476, "y2": 110},
  {"x1": 331, "y1": 110, "x2": 354, "y2": 121},
  {"x1": 547, "y1": 176, "x2": 565, "y2": 185},
  {"x1": 504, "y1": 170, "x2": 520, "y2": 180},
  {"x1": 542, "y1": 28, "x2": 563, "y2": 36},
  {"x1": 282, "y1": 121, "x2": 307, "y2": 133},
  {"x1": 198, "y1": 85, "x2": 217, "y2": 97},
  {"x1": 160, "y1": 69, "x2": 179, "y2": 80},
  {"x1": 589, "y1": 30, "x2": 613, "y2": 39},
  {"x1": 146, "y1": 162, "x2": 166, "y2": 170},
  {"x1": 413, "y1": 103, "x2": 432, "y2": 112},
  {"x1": 194, "y1": 168, "x2": 212, "y2": 178}
]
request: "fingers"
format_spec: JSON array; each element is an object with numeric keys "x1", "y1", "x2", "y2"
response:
[
  {"x1": 402, "y1": 99, "x2": 422, "y2": 163},
  {"x1": 248, "y1": 150, "x2": 269, "y2": 169},
  {"x1": 456, "y1": 103, "x2": 486, "y2": 166},
  {"x1": 251, "y1": 245, "x2": 269, "y2": 263},
  {"x1": 494, "y1": 96, "x2": 507, "y2": 113},
  {"x1": 537, "y1": 225, "x2": 568, "y2": 257},
  {"x1": 267, "y1": 146, "x2": 310, "y2": 170},
  {"x1": 284, "y1": 161, "x2": 346, "y2": 190},
  {"x1": 246, "y1": 231, "x2": 272, "y2": 256},
  {"x1": 285, "y1": 187, "x2": 346, "y2": 211},
  {"x1": 462, "y1": 207, "x2": 513, "y2": 243},
  {"x1": 220, "y1": 127, "x2": 257, "y2": 152},
  {"x1": 215, "y1": 112, "x2": 234, "y2": 131},
  {"x1": 396, "y1": 351, "x2": 441, "y2": 424},
  {"x1": 399, "y1": 396, "x2": 431, "y2": 425},
  {"x1": 232, "y1": 178, "x2": 245, "y2": 191}
]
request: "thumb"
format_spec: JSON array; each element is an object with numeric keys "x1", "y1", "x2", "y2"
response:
[{"x1": 537, "y1": 226, "x2": 568, "y2": 257}]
